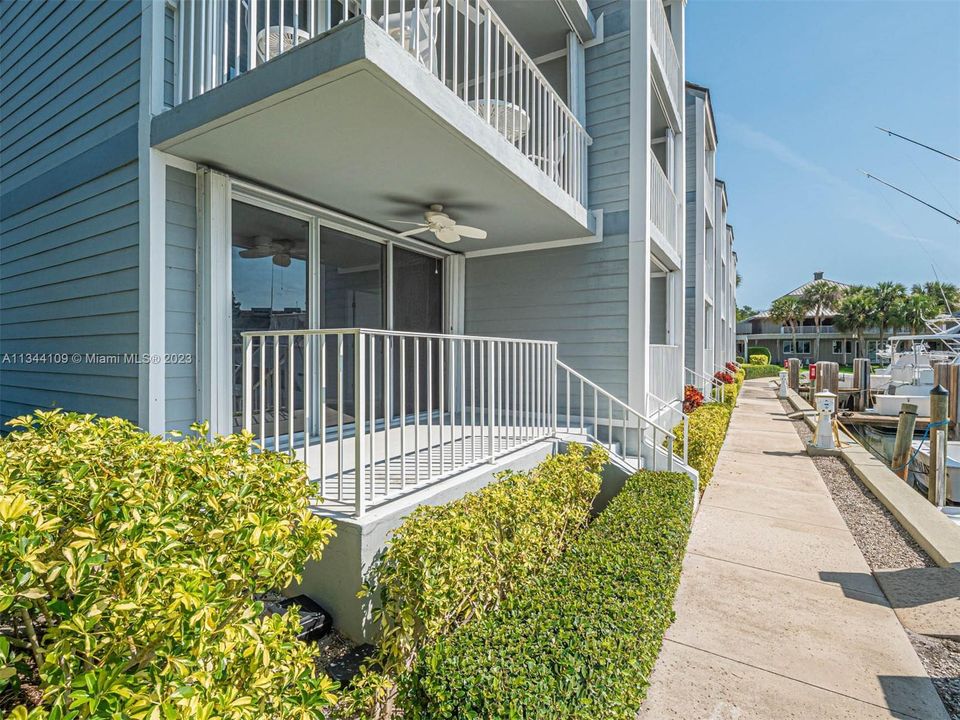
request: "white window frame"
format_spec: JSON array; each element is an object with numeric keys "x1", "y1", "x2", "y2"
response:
[{"x1": 198, "y1": 171, "x2": 461, "y2": 434}]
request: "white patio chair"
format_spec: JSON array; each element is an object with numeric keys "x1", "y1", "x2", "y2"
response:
[
  {"x1": 257, "y1": 25, "x2": 312, "y2": 62},
  {"x1": 378, "y1": 3, "x2": 441, "y2": 71},
  {"x1": 528, "y1": 130, "x2": 569, "y2": 182}
]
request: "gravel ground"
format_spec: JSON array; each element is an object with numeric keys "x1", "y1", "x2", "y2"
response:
[{"x1": 780, "y1": 400, "x2": 960, "y2": 718}]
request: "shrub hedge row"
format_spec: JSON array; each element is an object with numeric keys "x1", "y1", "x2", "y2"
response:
[
  {"x1": 744, "y1": 363, "x2": 784, "y2": 381},
  {"x1": 746, "y1": 346, "x2": 771, "y2": 363},
  {"x1": 672, "y1": 403, "x2": 731, "y2": 487},
  {"x1": 400, "y1": 470, "x2": 693, "y2": 719},
  {"x1": 352, "y1": 444, "x2": 607, "y2": 704}
]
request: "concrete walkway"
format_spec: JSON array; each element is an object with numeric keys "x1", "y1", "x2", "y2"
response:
[{"x1": 639, "y1": 379, "x2": 950, "y2": 720}]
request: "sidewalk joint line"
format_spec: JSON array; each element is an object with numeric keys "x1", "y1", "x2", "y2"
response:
[
  {"x1": 687, "y1": 550, "x2": 889, "y2": 601},
  {"x1": 663, "y1": 638, "x2": 932, "y2": 720}
]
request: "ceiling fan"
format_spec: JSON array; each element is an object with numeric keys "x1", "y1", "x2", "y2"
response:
[
  {"x1": 238, "y1": 235, "x2": 306, "y2": 267},
  {"x1": 394, "y1": 205, "x2": 487, "y2": 244}
]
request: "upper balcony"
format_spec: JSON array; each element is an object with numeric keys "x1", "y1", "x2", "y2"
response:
[
  {"x1": 650, "y1": 155, "x2": 681, "y2": 261},
  {"x1": 153, "y1": 0, "x2": 595, "y2": 250},
  {"x1": 649, "y1": 0, "x2": 681, "y2": 127}
]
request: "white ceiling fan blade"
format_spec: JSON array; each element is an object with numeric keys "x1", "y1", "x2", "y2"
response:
[
  {"x1": 426, "y1": 213, "x2": 456, "y2": 228},
  {"x1": 240, "y1": 248, "x2": 276, "y2": 258},
  {"x1": 398, "y1": 227, "x2": 429, "y2": 238},
  {"x1": 452, "y1": 224, "x2": 487, "y2": 240},
  {"x1": 391, "y1": 220, "x2": 429, "y2": 226},
  {"x1": 434, "y1": 227, "x2": 461, "y2": 244}
]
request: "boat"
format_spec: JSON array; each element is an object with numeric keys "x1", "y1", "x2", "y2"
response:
[{"x1": 910, "y1": 438, "x2": 960, "y2": 504}]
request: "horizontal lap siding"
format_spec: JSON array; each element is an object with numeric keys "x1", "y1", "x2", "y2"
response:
[
  {"x1": 465, "y1": 237, "x2": 630, "y2": 398},
  {"x1": 0, "y1": 0, "x2": 141, "y2": 425},
  {"x1": 165, "y1": 168, "x2": 198, "y2": 433},
  {"x1": 464, "y1": 18, "x2": 632, "y2": 402}
]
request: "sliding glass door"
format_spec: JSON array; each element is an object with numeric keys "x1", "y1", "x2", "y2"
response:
[
  {"x1": 231, "y1": 200, "x2": 309, "y2": 436},
  {"x1": 230, "y1": 193, "x2": 447, "y2": 439}
]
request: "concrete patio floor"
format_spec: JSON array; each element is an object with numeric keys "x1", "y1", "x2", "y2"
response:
[{"x1": 638, "y1": 379, "x2": 950, "y2": 720}]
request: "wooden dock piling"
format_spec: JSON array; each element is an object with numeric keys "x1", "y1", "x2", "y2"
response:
[
  {"x1": 929, "y1": 385, "x2": 949, "y2": 506},
  {"x1": 853, "y1": 358, "x2": 871, "y2": 411},
  {"x1": 891, "y1": 403, "x2": 918, "y2": 482},
  {"x1": 787, "y1": 358, "x2": 800, "y2": 392},
  {"x1": 933, "y1": 362, "x2": 959, "y2": 440},
  {"x1": 815, "y1": 362, "x2": 839, "y2": 395}
]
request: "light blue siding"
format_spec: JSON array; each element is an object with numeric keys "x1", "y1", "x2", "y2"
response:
[
  {"x1": 0, "y1": 0, "x2": 141, "y2": 193},
  {"x1": 165, "y1": 167, "x2": 198, "y2": 433},
  {"x1": 0, "y1": 0, "x2": 142, "y2": 425}
]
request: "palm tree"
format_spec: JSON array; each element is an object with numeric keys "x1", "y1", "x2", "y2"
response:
[
  {"x1": 899, "y1": 292, "x2": 937, "y2": 335},
  {"x1": 912, "y1": 281, "x2": 960, "y2": 315},
  {"x1": 802, "y1": 280, "x2": 842, "y2": 361},
  {"x1": 834, "y1": 290, "x2": 876, "y2": 359},
  {"x1": 769, "y1": 296, "x2": 808, "y2": 359},
  {"x1": 867, "y1": 282, "x2": 907, "y2": 348}
]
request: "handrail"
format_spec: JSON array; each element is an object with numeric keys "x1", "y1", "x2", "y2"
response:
[
  {"x1": 685, "y1": 366, "x2": 725, "y2": 404},
  {"x1": 647, "y1": 391, "x2": 689, "y2": 467},
  {"x1": 556, "y1": 361, "x2": 685, "y2": 473}
]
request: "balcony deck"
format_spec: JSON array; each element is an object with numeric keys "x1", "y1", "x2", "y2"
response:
[{"x1": 154, "y1": 2, "x2": 594, "y2": 249}]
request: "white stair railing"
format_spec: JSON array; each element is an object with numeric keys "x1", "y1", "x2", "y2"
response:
[
  {"x1": 685, "y1": 366, "x2": 725, "y2": 404},
  {"x1": 556, "y1": 361, "x2": 686, "y2": 473},
  {"x1": 241, "y1": 328, "x2": 690, "y2": 516}
]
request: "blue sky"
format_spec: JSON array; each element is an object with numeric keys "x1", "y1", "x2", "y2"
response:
[{"x1": 685, "y1": 0, "x2": 960, "y2": 310}]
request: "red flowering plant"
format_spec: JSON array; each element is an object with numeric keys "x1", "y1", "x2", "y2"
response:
[
  {"x1": 714, "y1": 370, "x2": 735, "y2": 385},
  {"x1": 725, "y1": 361, "x2": 738, "y2": 373},
  {"x1": 683, "y1": 385, "x2": 704, "y2": 414}
]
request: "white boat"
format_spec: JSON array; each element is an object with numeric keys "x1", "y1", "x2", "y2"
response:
[
  {"x1": 872, "y1": 393, "x2": 931, "y2": 416},
  {"x1": 869, "y1": 319, "x2": 958, "y2": 412},
  {"x1": 910, "y1": 438, "x2": 960, "y2": 504}
]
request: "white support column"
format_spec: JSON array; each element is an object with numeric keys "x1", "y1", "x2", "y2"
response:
[
  {"x1": 197, "y1": 168, "x2": 232, "y2": 436},
  {"x1": 138, "y1": 1, "x2": 167, "y2": 433},
  {"x1": 443, "y1": 254, "x2": 466, "y2": 334},
  {"x1": 627, "y1": 0, "x2": 652, "y2": 415},
  {"x1": 566, "y1": 31, "x2": 586, "y2": 125}
]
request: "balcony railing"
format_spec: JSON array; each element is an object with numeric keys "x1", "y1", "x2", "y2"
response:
[
  {"x1": 650, "y1": 157, "x2": 680, "y2": 255},
  {"x1": 241, "y1": 328, "x2": 687, "y2": 516},
  {"x1": 172, "y1": 0, "x2": 590, "y2": 205},
  {"x1": 649, "y1": 0, "x2": 681, "y2": 112}
]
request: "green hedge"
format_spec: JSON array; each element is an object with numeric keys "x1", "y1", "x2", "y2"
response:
[
  {"x1": 746, "y1": 346, "x2": 771, "y2": 363},
  {"x1": 744, "y1": 364, "x2": 783, "y2": 381},
  {"x1": 672, "y1": 403, "x2": 731, "y2": 488},
  {"x1": 400, "y1": 470, "x2": 693, "y2": 719},
  {"x1": 361, "y1": 445, "x2": 606, "y2": 679},
  {"x1": 749, "y1": 354, "x2": 767, "y2": 365}
]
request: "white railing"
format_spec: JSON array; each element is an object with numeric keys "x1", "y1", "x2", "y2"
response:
[
  {"x1": 650, "y1": 156, "x2": 680, "y2": 255},
  {"x1": 556, "y1": 362, "x2": 685, "y2": 474},
  {"x1": 240, "y1": 328, "x2": 692, "y2": 516},
  {"x1": 684, "y1": 366, "x2": 725, "y2": 404},
  {"x1": 241, "y1": 328, "x2": 557, "y2": 516},
  {"x1": 649, "y1": 0, "x2": 681, "y2": 112},
  {"x1": 172, "y1": 0, "x2": 590, "y2": 205},
  {"x1": 647, "y1": 391, "x2": 688, "y2": 467}
]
